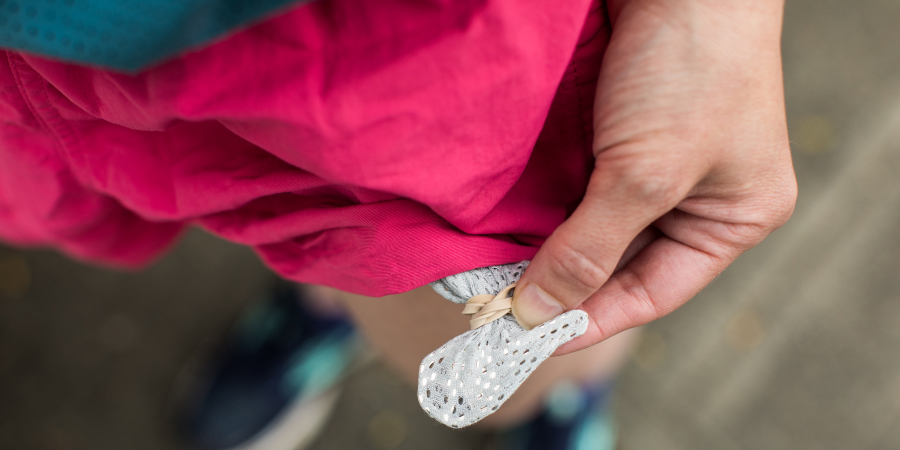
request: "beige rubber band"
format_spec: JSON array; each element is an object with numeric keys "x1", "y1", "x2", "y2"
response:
[{"x1": 461, "y1": 283, "x2": 517, "y2": 330}]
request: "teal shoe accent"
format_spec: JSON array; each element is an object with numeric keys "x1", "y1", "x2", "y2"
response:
[
  {"x1": 545, "y1": 382, "x2": 588, "y2": 424},
  {"x1": 573, "y1": 402, "x2": 616, "y2": 450},
  {"x1": 282, "y1": 329, "x2": 362, "y2": 398},
  {"x1": 182, "y1": 283, "x2": 360, "y2": 450},
  {"x1": 496, "y1": 381, "x2": 617, "y2": 450}
]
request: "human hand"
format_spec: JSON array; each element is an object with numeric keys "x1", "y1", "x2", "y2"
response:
[{"x1": 511, "y1": 0, "x2": 796, "y2": 354}]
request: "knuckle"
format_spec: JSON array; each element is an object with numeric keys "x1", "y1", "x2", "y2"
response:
[
  {"x1": 594, "y1": 155, "x2": 690, "y2": 210},
  {"x1": 759, "y1": 174, "x2": 798, "y2": 230},
  {"x1": 757, "y1": 146, "x2": 798, "y2": 229},
  {"x1": 773, "y1": 177, "x2": 798, "y2": 226},
  {"x1": 613, "y1": 269, "x2": 663, "y2": 323},
  {"x1": 723, "y1": 222, "x2": 769, "y2": 250},
  {"x1": 622, "y1": 174, "x2": 682, "y2": 207},
  {"x1": 724, "y1": 174, "x2": 798, "y2": 251},
  {"x1": 547, "y1": 242, "x2": 611, "y2": 294}
]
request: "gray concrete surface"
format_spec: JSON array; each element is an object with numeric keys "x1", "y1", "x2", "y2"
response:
[{"x1": 3, "y1": 0, "x2": 900, "y2": 449}]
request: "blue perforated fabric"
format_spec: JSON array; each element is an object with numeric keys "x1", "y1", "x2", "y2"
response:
[{"x1": 0, "y1": 0, "x2": 313, "y2": 72}]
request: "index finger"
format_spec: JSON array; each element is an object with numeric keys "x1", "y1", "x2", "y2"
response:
[{"x1": 554, "y1": 209, "x2": 743, "y2": 355}]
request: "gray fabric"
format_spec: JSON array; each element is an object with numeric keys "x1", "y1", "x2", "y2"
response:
[
  {"x1": 421, "y1": 261, "x2": 589, "y2": 428},
  {"x1": 430, "y1": 261, "x2": 530, "y2": 305}
]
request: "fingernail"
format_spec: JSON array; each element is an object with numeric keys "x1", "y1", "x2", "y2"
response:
[{"x1": 512, "y1": 283, "x2": 565, "y2": 330}]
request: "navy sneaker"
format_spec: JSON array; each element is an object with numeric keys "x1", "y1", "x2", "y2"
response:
[
  {"x1": 180, "y1": 283, "x2": 364, "y2": 450},
  {"x1": 495, "y1": 381, "x2": 617, "y2": 450}
]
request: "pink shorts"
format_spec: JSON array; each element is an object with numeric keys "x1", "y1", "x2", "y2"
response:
[{"x1": 0, "y1": 0, "x2": 609, "y2": 296}]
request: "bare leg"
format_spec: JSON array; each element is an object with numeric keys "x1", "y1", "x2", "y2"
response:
[{"x1": 309, "y1": 284, "x2": 638, "y2": 428}]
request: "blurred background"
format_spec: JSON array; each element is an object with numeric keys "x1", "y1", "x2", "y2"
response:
[{"x1": 2, "y1": 0, "x2": 900, "y2": 448}]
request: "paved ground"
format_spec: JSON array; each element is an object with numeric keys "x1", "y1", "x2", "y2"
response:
[{"x1": 3, "y1": 1, "x2": 900, "y2": 449}]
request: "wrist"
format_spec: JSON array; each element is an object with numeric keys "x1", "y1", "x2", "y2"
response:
[{"x1": 607, "y1": 0, "x2": 785, "y2": 47}]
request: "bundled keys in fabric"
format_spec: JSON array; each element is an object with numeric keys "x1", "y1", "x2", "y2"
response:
[{"x1": 422, "y1": 262, "x2": 589, "y2": 428}]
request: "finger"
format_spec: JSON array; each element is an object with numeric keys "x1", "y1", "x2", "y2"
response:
[
  {"x1": 615, "y1": 226, "x2": 662, "y2": 273},
  {"x1": 553, "y1": 212, "x2": 746, "y2": 355},
  {"x1": 511, "y1": 153, "x2": 701, "y2": 329}
]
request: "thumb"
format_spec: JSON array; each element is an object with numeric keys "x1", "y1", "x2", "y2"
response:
[{"x1": 512, "y1": 161, "x2": 692, "y2": 329}]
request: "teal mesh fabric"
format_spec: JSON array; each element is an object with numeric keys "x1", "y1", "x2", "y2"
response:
[{"x1": 0, "y1": 0, "x2": 312, "y2": 72}]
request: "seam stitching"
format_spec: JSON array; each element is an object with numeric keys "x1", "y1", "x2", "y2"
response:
[{"x1": 7, "y1": 53, "x2": 93, "y2": 190}]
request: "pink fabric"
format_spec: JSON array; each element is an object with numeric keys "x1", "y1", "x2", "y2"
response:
[{"x1": 0, "y1": 0, "x2": 610, "y2": 296}]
